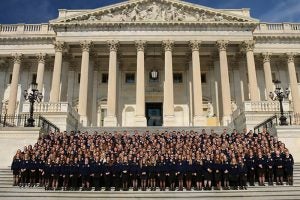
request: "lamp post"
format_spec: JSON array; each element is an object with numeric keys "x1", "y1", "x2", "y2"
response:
[
  {"x1": 269, "y1": 80, "x2": 290, "y2": 126},
  {"x1": 24, "y1": 82, "x2": 43, "y2": 127}
]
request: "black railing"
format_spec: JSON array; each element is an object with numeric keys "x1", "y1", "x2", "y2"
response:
[
  {"x1": 254, "y1": 112, "x2": 300, "y2": 133},
  {"x1": 0, "y1": 114, "x2": 59, "y2": 135}
]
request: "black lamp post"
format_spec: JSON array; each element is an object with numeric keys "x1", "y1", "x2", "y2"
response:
[
  {"x1": 24, "y1": 82, "x2": 43, "y2": 127},
  {"x1": 269, "y1": 80, "x2": 290, "y2": 126}
]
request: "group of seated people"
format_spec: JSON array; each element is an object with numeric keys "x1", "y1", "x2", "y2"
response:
[{"x1": 11, "y1": 128, "x2": 294, "y2": 191}]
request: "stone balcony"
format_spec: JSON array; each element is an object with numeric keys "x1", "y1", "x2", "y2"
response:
[
  {"x1": 0, "y1": 24, "x2": 55, "y2": 36},
  {"x1": 22, "y1": 102, "x2": 79, "y2": 131},
  {"x1": 254, "y1": 23, "x2": 300, "y2": 36}
]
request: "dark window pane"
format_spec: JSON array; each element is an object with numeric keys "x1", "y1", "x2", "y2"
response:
[
  {"x1": 173, "y1": 73, "x2": 183, "y2": 83},
  {"x1": 102, "y1": 73, "x2": 108, "y2": 83},
  {"x1": 201, "y1": 73, "x2": 206, "y2": 83},
  {"x1": 125, "y1": 73, "x2": 135, "y2": 83}
]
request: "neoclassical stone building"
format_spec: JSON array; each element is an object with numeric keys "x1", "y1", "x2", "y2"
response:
[{"x1": 0, "y1": 0, "x2": 300, "y2": 131}]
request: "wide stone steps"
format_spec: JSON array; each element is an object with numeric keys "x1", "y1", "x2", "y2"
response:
[{"x1": 1, "y1": 166, "x2": 300, "y2": 199}]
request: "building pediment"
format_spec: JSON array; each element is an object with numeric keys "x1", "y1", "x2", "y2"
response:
[{"x1": 51, "y1": 0, "x2": 259, "y2": 26}]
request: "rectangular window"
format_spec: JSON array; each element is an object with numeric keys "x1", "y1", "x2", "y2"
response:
[
  {"x1": 32, "y1": 73, "x2": 37, "y2": 83},
  {"x1": 125, "y1": 73, "x2": 135, "y2": 83},
  {"x1": 272, "y1": 72, "x2": 277, "y2": 82},
  {"x1": 173, "y1": 73, "x2": 183, "y2": 83},
  {"x1": 201, "y1": 73, "x2": 207, "y2": 84},
  {"x1": 101, "y1": 73, "x2": 108, "y2": 83},
  {"x1": 296, "y1": 72, "x2": 300, "y2": 83},
  {"x1": 78, "y1": 73, "x2": 81, "y2": 84}
]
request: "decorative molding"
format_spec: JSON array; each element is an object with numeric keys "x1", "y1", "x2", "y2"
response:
[
  {"x1": 36, "y1": 53, "x2": 47, "y2": 64},
  {"x1": 54, "y1": 41, "x2": 65, "y2": 52},
  {"x1": 241, "y1": 40, "x2": 255, "y2": 52},
  {"x1": 11, "y1": 53, "x2": 23, "y2": 64},
  {"x1": 189, "y1": 40, "x2": 201, "y2": 51},
  {"x1": 80, "y1": 40, "x2": 93, "y2": 52},
  {"x1": 162, "y1": 40, "x2": 174, "y2": 52},
  {"x1": 216, "y1": 40, "x2": 229, "y2": 51},
  {"x1": 262, "y1": 52, "x2": 271, "y2": 63},
  {"x1": 135, "y1": 40, "x2": 147, "y2": 52},
  {"x1": 107, "y1": 40, "x2": 119, "y2": 52}
]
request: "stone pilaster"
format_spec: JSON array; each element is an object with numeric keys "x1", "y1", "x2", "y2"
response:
[
  {"x1": 49, "y1": 41, "x2": 64, "y2": 102},
  {"x1": 242, "y1": 40, "x2": 260, "y2": 101},
  {"x1": 262, "y1": 52, "x2": 273, "y2": 101},
  {"x1": 7, "y1": 53, "x2": 22, "y2": 115},
  {"x1": 189, "y1": 40, "x2": 206, "y2": 126},
  {"x1": 78, "y1": 41, "x2": 93, "y2": 126},
  {"x1": 286, "y1": 53, "x2": 300, "y2": 113},
  {"x1": 104, "y1": 40, "x2": 119, "y2": 127},
  {"x1": 216, "y1": 40, "x2": 232, "y2": 125},
  {"x1": 36, "y1": 53, "x2": 46, "y2": 92},
  {"x1": 135, "y1": 40, "x2": 147, "y2": 126},
  {"x1": 162, "y1": 40, "x2": 176, "y2": 126}
]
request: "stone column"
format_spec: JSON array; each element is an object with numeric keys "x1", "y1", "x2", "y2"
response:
[
  {"x1": 104, "y1": 40, "x2": 119, "y2": 127},
  {"x1": 262, "y1": 53, "x2": 273, "y2": 100},
  {"x1": 242, "y1": 40, "x2": 260, "y2": 101},
  {"x1": 49, "y1": 41, "x2": 64, "y2": 102},
  {"x1": 60, "y1": 54, "x2": 70, "y2": 102},
  {"x1": 135, "y1": 40, "x2": 147, "y2": 126},
  {"x1": 36, "y1": 53, "x2": 46, "y2": 92},
  {"x1": 162, "y1": 40, "x2": 176, "y2": 126},
  {"x1": 189, "y1": 40, "x2": 205, "y2": 126},
  {"x1": 286, "y1": 53, "x2": 300, "y2": 113},
  {"x1": 216, "y1": 40, "x2": 232, "y2": 125},
  {"x1": 7, "y1": 54, "x2": 22, "y2": 115},
  {"x1": 78, "y1": 41, "x2": 93, "y2": 126}
]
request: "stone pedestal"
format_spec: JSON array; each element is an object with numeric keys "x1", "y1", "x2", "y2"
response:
[
  {"x1": 163, "y1": 115, "x2": 176, "y2": 127},
  {"x1": 104, "y1": 116, "x2": 118, "y2": 127},
  {"x1": 193, "y1": 116, "x2": 207, "y2": 126},
  {"x1": 134, "y1": 116, "x2": 147, "y2": 127}
]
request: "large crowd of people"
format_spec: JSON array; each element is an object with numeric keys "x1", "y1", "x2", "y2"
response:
[{"x1": 11, "y1": 128, "x2": 294, "y2": 191}]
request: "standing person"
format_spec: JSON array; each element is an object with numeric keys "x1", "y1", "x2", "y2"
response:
[
  {"x1": 149, "y1": 158, "x2": 157, "y2": 191},
  {"x1": 112, "y1": 157, "x2": 121, "y2": 191},
  {"x1": 44, "y1": 158, "x2": 52, "y2": 190},
  {"x1": 213, "y1": 157, "x2": 222, "y2": 190},
  {"x1": 229, "y1": 158, "x2": 239, "y2": 190},
  {"x1": 238, "y1": 158, "x2": 248, "y2": 190},
  {"x1": 195, "y1": 158, "x2": 203, "y2": 191},
  {"x1": 246, "y1": 151, "x2": 256, "y2": 186},
  {"x1": 221, "y1": 156, "x2": 230, "y2": 190},
  {"x1": 121, "y1": 157, "x2": 130, "y2": 191},
  {"x1": 103, "y1": 156, "x2": 112, "y2": 191},
  {"x1": 266, "y1": 152, "x2": 274, "y2": 186},
  {"x1": 176, "y1": 157, "x2": 184, "y2": 191},
  {"x1": 11, "y1": 153, "x2": 21, "y2": 186},
  {"x1": 37, "y1": 155, "x2": 45, "y2": 187},
  {"x1": 168, "y1": 157, "x2": 176, "y2": 191},
  {"x1": 52, "y1": 157, "x2": 61, "y2": 190},
  {"x1": 62, "y1": 158, "x2": 71, "y2": 191},
  {"x1": 91, "y1": 156, "x2": 103, "y2": 191},
  {"x1": 20, "y1": 154, "x2": 30, "y2": 188},
  {"x1": 283, "y1": 150, "x2": 294, "y2": 185},
  {"x1": 130, "y1": 157, "x2": 140, "y2": 191},
  {"x1": 29, "y1": 155, "x2": 37, "y2": 187},
  {"x1": 157, "y1": 156, "x2": 166, "y2": 191},
  {"x1": 256, "y1": 151, "x2": 266, "y2": 186},
  {"x1": 80, "y1": 158, "x2": 91, "y2": 191},
  {"x1": 203, "y1": 155, "x2": 213, "y2": 190},
  {"x1": 140, "y1": 159, "x2": 148, "y2": 191},
  {"x1": 185, "y1": 158, "x2": 194, "y2": 191},
  {"x1": 274, "y1": 150, "x2": 284, "y2": 185}
]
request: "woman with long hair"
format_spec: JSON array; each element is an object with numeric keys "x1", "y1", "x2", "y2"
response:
[{"x1": 11, "y1": 153, "x2": 21, "y2": 186}]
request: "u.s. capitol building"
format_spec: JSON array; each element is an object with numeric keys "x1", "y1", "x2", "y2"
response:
[{"x1": 0, "y1": 0, "x2": 299, "y2": 131}]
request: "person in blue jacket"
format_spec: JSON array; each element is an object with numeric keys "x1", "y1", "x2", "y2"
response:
[
  {"x1": 195, "y1": 157, "x2": 203, "y2": 191},
  {"x1": 238, "y1": 157, "x2": 247, "y2": 190},
  {"x1": 158, "y1": 156, "x2": 166, "y2": 191},
  {"x1": 168, "y1": 157, "x2": 176, "y2": 191},
  {"x1": 245, "y1": 151, "x2": 256, "y2": 186},
  {"x1": 185, "y1": 158, "x2": 194, "y2": 191},
  {"x1": 229, "y1": 158, "x2": 239, "y2": 190},
  {"x1": 91, "y1": 156, "x2": 102, "y2": 191},
  {"x1": 274, "y1": 150, "x2": 284, "y2": 185},
  {"x1": 283, "y1": 150, "x2": 294, "y2": 185},
  {"x1": 103, "y1": 156, "x2": 112, "y2": 191},
  {"x1": 51, "y1": 157, "x2": 61, "y2": 190},
  {"x1": 121, "y1": 156, "x2": 130, "y2": 191},
  {"x1": 20, "y1": 153, "x2": 30, "y2": 188},
  {"x1": 256, "y1": 151, "x2": 266, "y2": 186},
  {"x1": 80, "y1": 157, "x2": 91, "y2": 191},
  {"x1": 130, "y1": 156, "x2": 140, "y2": 191},
  {"x1": 112, "y1": 157, "x2": 122, "y2": 191},
  {"x1": 221, "y1": 155, "x2": 230, "y2": 190},
  {"x1": 70, "y1": 158, "x2": 80, "y2": 191},
  {"x1": 140, "y1": 159, "x2": 148, "y2": 191},
  {"x1": 37, "y1": 155, "x2": 45, "y2": 187},
  {"x1": 62, "y1": 157, "x2": 71, "y2": 191},
  {"x1": 149, "y1": 158, "x2": 157, "y2": 191},
  {"x1": 176, "y1": 157, "x2": 184, "y2": 191},
  {"x1": 203, "y1": 155, "x2": 213, "y2": 190},
  {"x1": 29, "y1": 155, "x2": 37, "y2": 187},
  {"x1": 213, "y1": 156, "x2": 222, "y2": 190},
  {"x1": 43, "y1": 158, "x2": 52, "y2": 190},
  {"x1": 266, "y1": 152, "x2": 274, "y2": 186},
  {"x1": 11, "y1": 153, "x2": 22, "y2": 186}
]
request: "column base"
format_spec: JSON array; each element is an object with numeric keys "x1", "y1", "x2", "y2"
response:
[
  {"x1": 134, "y1": 116, "x2": 147, "y2": 127},
  {"x1": 193, "y1": 116, "x2": 207, "y2": 126},
  {"x1": 104, "y1": 116, "x2": 118, "y2": 127},
  {"x1": 221, "y1": 115, "x2": 232, "y2": 126},
  {"x1": 163, "y1": 115, "x2": 177, "y2": 127}
]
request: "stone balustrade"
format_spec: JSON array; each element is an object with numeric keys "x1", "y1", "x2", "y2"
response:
[
  {"x1": 0, "y1": 23, "x2": 54, "y2": 35},
  {"x1": 254, "y1": 23, "x2": 300, "y2": 33},
  {"x1": 243, "y1": 101, "x2": 290, "y2": 112}
]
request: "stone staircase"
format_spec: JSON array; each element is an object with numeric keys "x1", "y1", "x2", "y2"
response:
[
  {"x1": 0, "y1": 164, "x2": 300, "y2": 199},
  {"x1": 79, "y1": 126, "x2": 232, "y2": 134}
]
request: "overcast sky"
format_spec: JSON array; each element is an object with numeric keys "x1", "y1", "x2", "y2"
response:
[{"x1": 0, "y1": 0, "x2": 300, "y2": 24}]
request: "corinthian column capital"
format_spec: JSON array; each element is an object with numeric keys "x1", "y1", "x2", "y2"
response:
[
  {"x1": 162, "y1": 40, "x2": 174, "y2": 52},
  {"x1": 54, "y1": 41, "x2": 65, "y2": 52},
  {"x1": 107, "y1": 40, "x2": 119, "y2": 52},
  {"x1": 216, "y1": 40, "x2": 229, "y2": 51},
  {"x1": 135, "y1": 40, "x2": 147, "y2": 52},
  {"x1": 286, "y1": 52, "x2": 296, "y2": 63},
  {"x1": 241, "y1": 40, "x2": 255, "y2": 52},
  {"x1": 262, "y1": 52, "x2": 272, "y2": 63},
  {"x1": 80, "y1": 41, "x2": 93, "y2": 52},
  {"x1": 11, "y1": 53, "x2": 23, "y2": 64},
  {"x1": 189, "y1": 40, "x2": 201, "y2": 51},
  {"x1": 36, "y1": 53, "x2": 47, "y2": 64}
]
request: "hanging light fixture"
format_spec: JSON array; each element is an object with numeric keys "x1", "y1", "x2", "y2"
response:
[{"x1": 150, "y1": 46, "x2": 159, "y2": 80}]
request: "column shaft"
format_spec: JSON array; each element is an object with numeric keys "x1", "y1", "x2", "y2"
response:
[
  {"x1": 36, "y1": 53, "x2": 46, "y2": 92},
  {"x1": 7, "y1": 54, "x2": 22, "y2": 115},
  {"x1": 78, "y1": 41, "x2": 92, "y2": 124},
  {"x1": 262, "y1": 53, "x2": 273, "y2": 100},
  {"x1": 216, "y1": 40, "x2": 232, "y2": 124},
  {"x1": 49, "y1": 42, "x2": 64, "y2": 102},
  {"x1": 287, "y1": 53, "x2": 300, "y2": 113}
]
